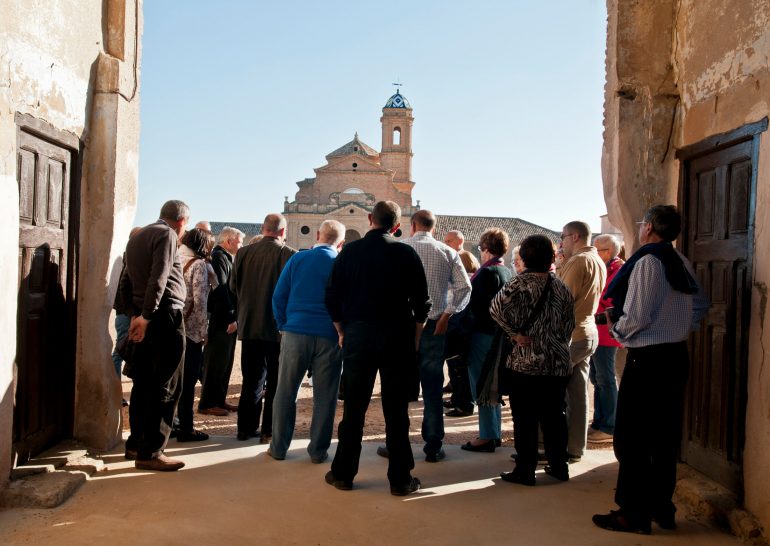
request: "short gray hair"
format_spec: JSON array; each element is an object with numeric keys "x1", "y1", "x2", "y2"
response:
[
  {"x1": 159, "y1": 200, "x2": 189, "y2": 222},
  {"x1": 218, "y1": 226, "x2": 245, "y2": 244},
  {"x1": 594, "y1": 234, "x2": 622, "y2": 257},
  {"x1": 319, "y1": 220, "x2": 345, "y2": 246}
]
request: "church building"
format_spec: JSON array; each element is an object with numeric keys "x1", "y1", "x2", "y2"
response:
[{"x1": 282, "y1": 90, "x2": 419, "y2": 249}]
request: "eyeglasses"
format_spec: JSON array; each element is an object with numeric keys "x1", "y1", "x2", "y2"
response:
[
  {"x1": 596, "y1": 247, "x2": 610, "y2": 253},
  {"x1": 477, "y1": 245, "x2": 487, "y2": 252},
  {"x1": 560, "y1": 233, "x2": 574, "y2": 240}
]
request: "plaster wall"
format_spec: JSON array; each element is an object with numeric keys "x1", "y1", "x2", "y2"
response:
[
  {"x1": 604, "y1": 0, "x2": 770, "y2": 530},
  {"x1": 0, "y1": 0, "x2": 142, "y2": 481}
]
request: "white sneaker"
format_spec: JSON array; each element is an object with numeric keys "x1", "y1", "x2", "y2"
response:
[{"x1": 587, "y1": 429, "x2": 614, "y2": 443}]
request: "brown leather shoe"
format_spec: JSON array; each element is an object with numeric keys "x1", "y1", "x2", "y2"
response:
[
  {"x1": 223, "y1": 402, "x2": 239, "y2": 412},
  {"x1": 198, "y1": 406, "x2": 229, "y2": 416},
  {"x1": 135, "y1": 454, "x2": 185, "y2": 472}
]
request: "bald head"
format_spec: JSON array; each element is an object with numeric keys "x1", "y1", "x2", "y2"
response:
[
  {"x1": 411, "y1": 210, "x2": 436, "y2": 233},
  {"x1": 262, "y1": 213, "x2": 287, "y2": 241}
]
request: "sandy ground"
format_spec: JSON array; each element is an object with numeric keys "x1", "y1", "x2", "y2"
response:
[{"x1": 0, "y1": 343, "x2": 740, "y2": 545}]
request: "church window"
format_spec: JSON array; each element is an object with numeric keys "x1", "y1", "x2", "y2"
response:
[
  {"x1": 353, "y1": 146, "x2": 358, "y2": 151},
  {"x1": 300, "y1": 225, "x2": 310, "y2": 235},
  {"x1": 393, "y1": 127, "x2": 401, "y2": 145},
  {"x1": 342, "y1": 187, "x2": 364, "y2": 194},
  {"x1": 352, "y1": 162, "x2": 358, "y2": 168},
  {"x1": 349, "y1": 209, "x2": 355, "y2": 214}
]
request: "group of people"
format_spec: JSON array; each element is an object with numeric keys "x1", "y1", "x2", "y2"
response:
[{"x1": 114, "y1": 199, "x2": 708, "y2": 534}]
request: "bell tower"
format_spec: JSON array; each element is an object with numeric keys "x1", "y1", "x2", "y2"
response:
[{"x1": 380, "y1": 90, "x2": 414, "y2": 196}]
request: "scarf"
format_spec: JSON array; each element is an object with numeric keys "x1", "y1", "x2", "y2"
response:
[
  {"x1": 471, "y1": 256, "x2": 504, "y2": 282},
  {"x1": 604, "y1": 242, "x2": 698, "y2": 321}
]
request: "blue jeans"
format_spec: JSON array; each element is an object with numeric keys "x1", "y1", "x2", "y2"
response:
[
  {"x1": 419, "y1": 319, "x2": 447, "y2": 455},
  {"x1": 112, "y1": 313, "x2": 131, "y2": 378},
  {"x1": 467, "y1": 331, "x2": 501, "y2": 440},
  {"x1": 270, "y1": 332, "x2": 342, "y2": 461},
  {"x1": 589, "y1": 345, "x2": 618, "y2": 434}
]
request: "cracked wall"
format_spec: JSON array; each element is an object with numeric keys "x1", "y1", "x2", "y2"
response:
[
  {"x1": 604, "y1": 0, "x2": 770, "y2": 531},
  {"x1": 0, "y1": 0, "x2": 142, "y2": 482}
]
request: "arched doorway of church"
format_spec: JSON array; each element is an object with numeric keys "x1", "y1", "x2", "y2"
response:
[{"x1": 345, "y1": 229, "x2": 361, "y2": 243}]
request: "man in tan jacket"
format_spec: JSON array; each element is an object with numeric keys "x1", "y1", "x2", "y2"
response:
[{"x1": 557, "y1": 221, "x2": 606, "y2": 462}]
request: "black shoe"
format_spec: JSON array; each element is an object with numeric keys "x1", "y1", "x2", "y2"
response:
[
  {"x1": 237, "y1": 430, "x2": 258, "y2": 441},
  {"x1": 460, "y1": 440, "x2": 495, "y2": 453},
  {"x1": 543, "y1": 464, "x2": 569, "y2": 482},
  {"x1": 445, "y1": 408, "x2": 474, "y2": 417},
  {"x1": 325, "y1": 471, "x2": 353, "y2": 491},
  {"x1": 124, "y1": 448, "x2": 137, "y2": 460},
  {"x1": 494, "y1": 439, "x2": 502, "y2": 447},
  {"x1": 500, "y1": 470, "x2": 536, "y2": 486},
  {"x1": 177, "y1": 429, "x2": 209, "y2": 442},
  {"x1": 390, "y1": 477, "x2": 421, "y2": 496},
  {"x1": 259, "y1": 434, "x2": 271, "y2": 444},
  {"x1": 592, "y1": 510, "x2": 651, "y2": 535},
  {"x1": 442, "y1": 400, "x2": 454, "y2": 409},
  {"x1": 652, "y1": 512, "x2": 676, "y2": 530},
  {"x1": 121, "y1": 398, "x2": 129, "y2": 407},
  {"x1": 425, "y1": 449, "x2": 446, "y2": 463},
  {"x1": 376, "y1": 445, "x2": 390, "y2": 458}
]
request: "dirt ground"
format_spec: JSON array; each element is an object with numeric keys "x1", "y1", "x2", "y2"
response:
[{"x1": 122, "y1": 341, "x2": 612, "y2": 454}]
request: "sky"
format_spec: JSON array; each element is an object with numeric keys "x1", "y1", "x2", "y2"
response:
[{"x1": 137, "y1": 0, "x2": 608, "y2": 233}]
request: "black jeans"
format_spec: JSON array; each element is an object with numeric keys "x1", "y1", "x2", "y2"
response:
[
  {"x1": 199, "y1": 327, "x2": 236, "y2": 409},
  {"x1": 238, "y1": 338, "x2": 280, "y2": 436},
  {"x1": 445, "y1": 315, "x2": 473, "y2": 412},
  {"x1": 127, "y1": 308, "x2": 185, "y2": 460},
  {"x1": 331, "y1": 321, "x2": 416, "y2": 487},
  {"x1": 509, "y1": 371, "x2": 569, "y2": 477},
  {"x1": 614, "y1": 342, "x2": 689, "y2": 522},
  {"x1": 178, "y1": 338, "x2": 203, "y2": 433}
]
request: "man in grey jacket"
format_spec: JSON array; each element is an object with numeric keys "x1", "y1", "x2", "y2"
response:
[{"x1": 230, "y1": 213, "x2": 296, "y2": 442}]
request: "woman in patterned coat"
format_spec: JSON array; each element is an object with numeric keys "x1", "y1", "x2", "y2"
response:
[
  {"x1": 490, "y1": 234, "x2": 575, "y2": 486},
  {"x1": 177, "y1": 227, "x2": 216, "y2": 442}
]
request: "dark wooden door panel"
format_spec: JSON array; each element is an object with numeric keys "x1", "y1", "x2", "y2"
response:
[
  {"x1": 14, "y1": 123, "x2": 75, "y2": 463},
  {"x1": 681, "y1": 133, "x2": 758, "y2": 495}
]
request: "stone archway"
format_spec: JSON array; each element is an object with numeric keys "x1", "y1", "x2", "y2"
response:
[{"x1": 344, "y1": 229, "x2": 361, "y2": 242}]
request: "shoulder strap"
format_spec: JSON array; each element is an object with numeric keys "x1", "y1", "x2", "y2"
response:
[
  {"x1": 520, "y1": 274, "x2": 553, "y2": 334},
  {"x1": 184, "y1": 257, "x2": 202, "y2": 274}
]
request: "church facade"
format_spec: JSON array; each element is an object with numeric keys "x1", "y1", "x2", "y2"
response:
[{"x1": 283, "y1": 91, "x2": 419, "y2": 249}]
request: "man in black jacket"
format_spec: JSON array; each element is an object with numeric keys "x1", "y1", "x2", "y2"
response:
[
  {"x1": 198, "y1": 226, "x2": 244, "y2": 416},
  {"x1": 120, "y1": 200, "x2": 189, "y2": 472},
  {"x1": 324, "y1": 201, "x2": 430, "y2": 496}
]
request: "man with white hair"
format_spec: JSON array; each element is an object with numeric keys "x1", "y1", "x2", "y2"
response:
[
  {"x1": 199, "y1": 226, "x2": 245, "y2": 416},
  {"x1": 588, "y1": 234, "x2": 624, "y2": 443},
  {"x1": 230, "y1": 214, "x2": 296, "y2": 442},
  {"x1": 268, "y1": 220, "x2": 346, "y2": 463}
]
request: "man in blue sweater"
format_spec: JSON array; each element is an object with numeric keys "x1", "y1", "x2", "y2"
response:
[{"x1": 268, "y1": 219, "x2": 346, "y2": 462}]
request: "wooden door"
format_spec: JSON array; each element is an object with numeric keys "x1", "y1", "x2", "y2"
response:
[
  {"x1": 14, "y1": 116, "x2": 78, "y2": 463},
  {"x1": 677, "y1": 118, "x2": 766, "y2": 494}
]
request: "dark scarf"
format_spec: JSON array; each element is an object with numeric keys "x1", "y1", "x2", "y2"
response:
[
  {"x1": 604, "y1": 242, "x2": 698, "y2": 321},
  {"x1": 471, "y1": 256, "x2": 503, "y2": 282}
]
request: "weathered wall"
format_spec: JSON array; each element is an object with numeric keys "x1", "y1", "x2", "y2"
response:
[
  {"x1": 604, "y1": 0, "x2": 770, "y2": 530},
  {"x1": 0, "y1": 0, "x2": 142, "y2": 481}
]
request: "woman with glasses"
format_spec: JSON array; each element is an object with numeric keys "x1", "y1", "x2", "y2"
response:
[{"x1": 460, "y1": 228, "x2": 512, "y2": 453}]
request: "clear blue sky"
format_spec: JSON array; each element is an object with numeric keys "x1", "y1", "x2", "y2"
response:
[{"x1": 137, "y1": 0, "x2": 608, "y2": 233}]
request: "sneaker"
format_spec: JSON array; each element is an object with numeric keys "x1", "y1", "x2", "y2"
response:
[
  {"x1": 390, "y1": 477, "x2": 421, "y2": 496},
  {"x1": 325, "y1": 471, "x2": 353, "y2": 491},
  {"x1": 588, "y1": 429, "x2": 614, "y2": 443},
  {"x1": 376, "y1": 445, "x2": 390, "y2": 458}
]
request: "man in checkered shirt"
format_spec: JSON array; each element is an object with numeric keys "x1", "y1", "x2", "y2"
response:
[
  {"x1": 593, "y1": 205, "x2": 709, "y2": 535},
  {"x1": 401, "y1": 210, "x2": 471, "y2": 462}
]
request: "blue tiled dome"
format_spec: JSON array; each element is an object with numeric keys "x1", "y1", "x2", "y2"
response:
[{"x1": 384, "y1": 90, "x2": 411, "y2": 109}]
